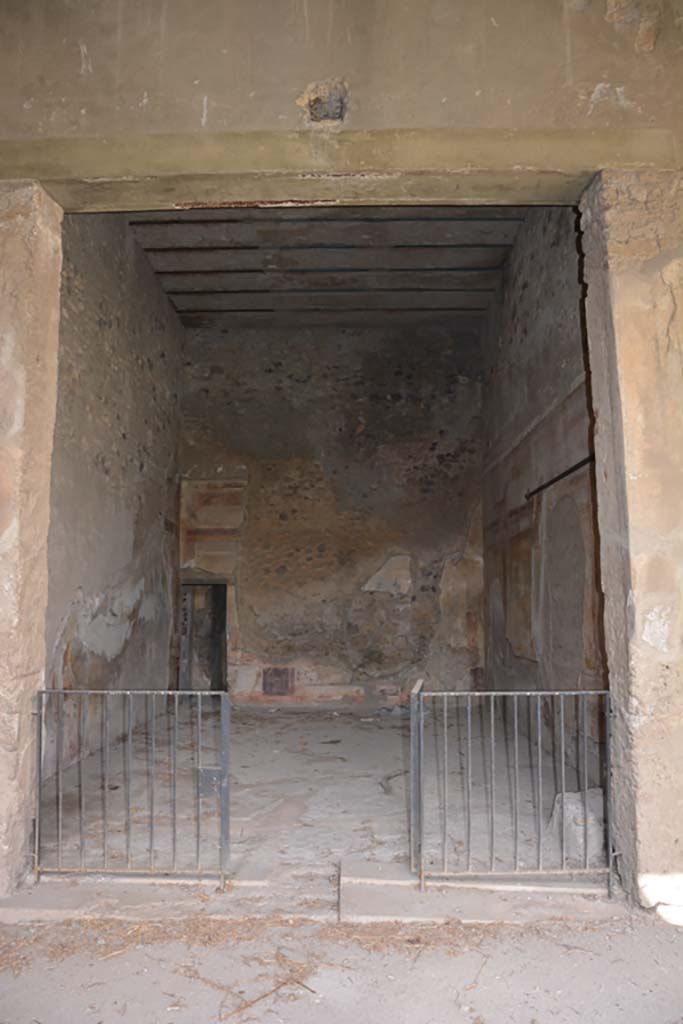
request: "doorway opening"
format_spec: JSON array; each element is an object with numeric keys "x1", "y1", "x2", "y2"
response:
[
  {"x1": 36, "y1": 202, "x2": 611, "y2": 904},
  {"x1": 179, "y1": 581, "x2": 228, "y2": 692}
]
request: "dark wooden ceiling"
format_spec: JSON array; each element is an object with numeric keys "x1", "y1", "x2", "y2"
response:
[{"x1": 129, "y1": 206, "x2": 526, "y2": 330}]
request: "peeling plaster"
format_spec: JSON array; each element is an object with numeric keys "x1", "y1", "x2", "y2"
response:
[
  {"x1": 641, "y1": 604, "x2": 671, "y2": 652},
  {"x1": 587, "y1": 82, "x2": 612, "y2": 116},
  {"x1": 639, "y1": 872, "x2": 683, "y2": 924},
  {"x1": 78, "y1": 41, "x2": 93, "y2": 76},
  {"x1": 74, "y1": 579, "x2": 144, "y2": 660},
  {"x1": 362, "y1": 555, "x2": 412, "y2": 596},
  {"x1": 0, "y1": 332, "x2": 25, "y2": 439}
]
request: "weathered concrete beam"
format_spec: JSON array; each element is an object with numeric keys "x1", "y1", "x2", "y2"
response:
[{"x1": 0, "y1": 129, "x2": 676, "y2": 212}]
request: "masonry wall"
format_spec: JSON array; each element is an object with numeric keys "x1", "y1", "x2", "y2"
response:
[
  {"x1": 581, "y1": 170, "x2": 683, "y2": 915},
  {"x1": 45, "y1": 215, "x2": 184, "y2": 737},
  {"x1": 1, "y1": 2, "x2": 681, "y2": 160},
  {"x1": 482, "y1": 208, "x2": 606, "y2": 694},
  {"x1": 181, "y1": 324, "x2": 484, "y2": 705},
  {"x1": 0, "y1": 184, "x2": 62, "y2": 894}
]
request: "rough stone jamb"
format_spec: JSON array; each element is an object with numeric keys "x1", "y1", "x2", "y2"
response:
[
  {"x1": 0, "y1": 183, "x2": 63, "y2": 895},
  {"x1": 580, "y1": 170, "x2": 683, "y2": 917}
]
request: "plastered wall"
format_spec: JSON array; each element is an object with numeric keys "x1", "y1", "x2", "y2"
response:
[
  {"x1": 44, "y1": 214, "x2": 184, "y2": 737},
  {"x1": 0, "y1": 184, "x2": 62, "y2": 894},
  {"x1": 482, "y1": 207, "x2": 606, "y2": 694},
  {"x1": 581, "y1": 170, "x2": 683, "y2": 915},
  {"x1": 181, "y1": 324, "x2": 484, "y2": 705},
  {"x1": 1, "y1": 2, "x2": 681, "y2": 144}
]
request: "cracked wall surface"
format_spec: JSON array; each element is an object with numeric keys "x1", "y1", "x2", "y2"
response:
[
  {"x1": 0, "y1": 1, "x2": 681, "y2": 141},
  {"x1": 581, "y1": 169, "x2": 683, "y2": 915},
  {"x1": 0, "y1": 183, "x2": 62, "y2": 895},
  {"x1": 181, "y1": 324, "x2": 484, "y2": 705},
  {"x1": 482, "y1": 208, "x2": 606, "y2": 696},
  {"x1": 0, "y1": 3, "x2": 681, "y2": 211},
  {"x1": 44, "y1": 214, "x2": 184, "y2": 755}
]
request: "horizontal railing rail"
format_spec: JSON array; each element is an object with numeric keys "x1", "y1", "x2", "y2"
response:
[
  {"x1": 35, "y1": 689, "x2": 230, "y2": 882},
  {"x1": 410, "y1": 683, "x2": 613, "y2": 894}
]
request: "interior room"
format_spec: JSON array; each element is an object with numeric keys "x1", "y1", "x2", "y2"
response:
[{"x1": 35, "y1": 203, "x2": 609, "y2": 903}]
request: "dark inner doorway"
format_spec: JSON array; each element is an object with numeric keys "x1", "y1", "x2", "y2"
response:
[{"x1": 179, "y1": 582, "x2": 228, "y2": 691}]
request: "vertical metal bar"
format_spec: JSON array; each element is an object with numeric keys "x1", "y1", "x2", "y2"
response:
[
  {"x1": 79, "y1": 693, "x2": 86, "y2": 870},
  {"x1": 149, "y1": 693, "x2": 156, "y2": 871},
  {"x1": 410, "y1": 685, "x2": 418, "y2": 874},
  {"x1": 513, "y1": 694, "x2": 519, "y2": 871},
  {"x1": 103, "y1": 693, "x2": 110, "y2": 869},
  {"x1": 560, "y1": 694, "x2": 566, "y2": 870},
  {"x1": 126, "y1": 693, "x2": 133, "y2": 869},
  {"x1": 34, "y1": 691, "x2": 43, "y2": 879},
  {"x1": 442, "y1": 693, "x2": 448, "y2": 873},
  {"x1": 582, "y1": 693, "x2": 589, "y2": 870},
  {"x1": 419, "y1": 693, "x2": 425, "y2": 890},
  {"x1": 57, "y1": 692, "x2": 64, "y2": 870},
  {"x1": 604, "y1": 693, "x2": 613, "y2": 898},
  {"x1": 489, "y1": 694, "x2": 495, "y2": 871},
  {"x1": 537, "y1": 694, "x2": 543, "y2": 871},
  {"x1": 196, "y1": 693, "x2": 202, "y2": 871},
  {"x1": 466, "y1": 694, "x2": 472, "y2": 872},
  {"x1": 172, "y1": 692, "x2": 178, "y2": 871},
  {"x1": 219, "y1": 692, "x2": 230, "y2": 882}
]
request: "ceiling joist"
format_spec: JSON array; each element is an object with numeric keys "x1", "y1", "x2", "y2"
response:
[{"x1": 129, "y1": 205, "x2": 523, "y2": 326}]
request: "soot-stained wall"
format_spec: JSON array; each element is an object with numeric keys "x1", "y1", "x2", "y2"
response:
[
  {"x1": 45, "y1": 214, "x2": 183, "y2": 713},
  {"x1": 482, "y1": 207, "x2": 606, "y2": 693},
  {"x1": 181, "y1": 324, "x2": 484, "y2": 705}
]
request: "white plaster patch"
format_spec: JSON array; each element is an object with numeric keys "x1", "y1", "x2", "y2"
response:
[
  {"x1": 0, "y1": 331, "x2": 25, "y2": 438},
  {"x1": 641, "y1": 604, "x2": 671, "y2": 653},
  {"x1": 78, "y1": 41, "x2": 93, "y2": 76},
  {"x1": 615, "y1": 85, "x2": 638, "y2": 112},
  {"x1": 586, "y1": 82, "x2": 640, "y2": 116},
  {"x1": 0, "y1": 517, "x2": 18, "y2": 557},
  {"x1": 587, "y1": 82, "x2": 611, "y2": 115},
  {"x1": 232, "y1": 663, "x2": 262, "y2": 695},
  {"x1": 362, "y1": 555, "x2": 412, "y2": 596},
  {"x1": 77, "y1": 578, "x2": 145, "y2": 659},
  {"x1": 639, "y1": 873, "x2": 683, "y2": 926}
]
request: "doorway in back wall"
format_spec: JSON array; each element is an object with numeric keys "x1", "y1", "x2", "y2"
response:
[{"x1": 179, "y1": 581, "x2": 228, "y2": 691}]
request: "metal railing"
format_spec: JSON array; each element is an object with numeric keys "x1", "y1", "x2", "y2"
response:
[
  {"x1": 410, "y1": 682, "x2": 613, "y2": 893},
  {"x1": 35, "y1": 690, "x2": 231, "y2": 881}
]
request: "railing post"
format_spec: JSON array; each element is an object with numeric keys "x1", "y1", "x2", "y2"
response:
[
  {"x1": 34, "y1": 691, "x2": 43, "y2": 880},
  {"x1": 419, "y1": 690, "x2": 425, "y2": 890},
  {"x1": 219, "y1": 691, "x2": 231, "y2": 887},
  {"x1": 604, "y1": 692, "x2": 614, "y2": 898},
  {"x1": 409, "y1": 679, "x2": 423, "y2": 878}
]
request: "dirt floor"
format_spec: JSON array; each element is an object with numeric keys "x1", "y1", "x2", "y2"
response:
[
  {"x1": 1, "y1": 910, "x2": 683, "y2": 1023},
  {"x1": 18, "y1": 708, "x2": 680, "y2": 1021}
]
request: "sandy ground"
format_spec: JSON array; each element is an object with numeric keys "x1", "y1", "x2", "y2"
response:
[
  {"x1": 1, "y1": 910, "x2": 683, "y2": 1023},
  {"x1": 17, "y1": 709, "x2": 672, "y2": 1022}
]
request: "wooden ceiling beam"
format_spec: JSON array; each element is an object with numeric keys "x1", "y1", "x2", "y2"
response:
[
  {"x1": 144, "y1": 245, "x2": 510, "y2": 273},
  {"x1": 161, "y1": 269, "x2": 501, "y2": 292},
  {"x1": 131, "y1": 219, "x2": 521, "y2": 249}
]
